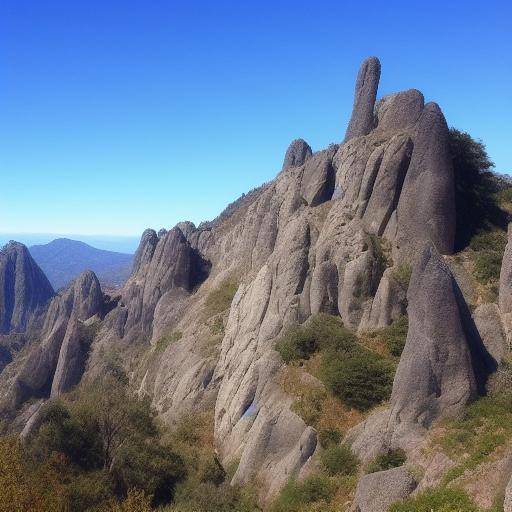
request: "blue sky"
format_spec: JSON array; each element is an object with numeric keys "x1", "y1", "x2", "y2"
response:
[{"x1": 1, "y1": 0, "x2": 511, "y2": 237}]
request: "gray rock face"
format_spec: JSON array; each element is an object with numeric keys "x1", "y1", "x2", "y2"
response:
[
  {"x1": 352, "y1": 466, "x2": 417, "y2": 512},
  {"x1": 505, "y1": 473, "x2": 512, "y2": 512},
  {"x1": 132, "y1": 229, "x2": 158, "y2": 275},
  {"x1": 344, "y1": 57, "x2": 381, "y2": 141},
  {"x1": 0, "y1": 241, "x2": 54, "y2": 334},
  {"x1": 282, "y1": 139, "x2": 312, "y2": 170},
  {"x1": 499, "y1": 224, "x2": 512, "y2": 347},
  {"x1": 300, "y1": 146, "x2": 336, "y2": 206},
  {"x1": 375, "y1": 89, "x2": 424, "y2": 133},
  {"x1": 390, "y1": 243, "x2": 476, "y2": 427},
  {"x1": 473, "y1": 303, "x2": 506, "y2": 365},
  {"x1": 360, "y1": 267, "x2": 407, "y2": 330},
  {"x1": 395, "y1": 103, "x2": 455, "y2": 257},
  {"x1": 8, "y1": 271, "x2": 104, "y2": 407},
  {"x1": 362, "y1": 135, "x2": 413, "y2": 235}
]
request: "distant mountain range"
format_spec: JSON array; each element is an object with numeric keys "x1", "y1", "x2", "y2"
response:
[{"x1": 29, "y1": 238, "x2": 133, "y2": 290}]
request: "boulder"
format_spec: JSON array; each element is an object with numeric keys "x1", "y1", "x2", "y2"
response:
[
  {"x1": 390, "y1": 243, "x2": 476, "y2": 426},
  {"x1": 344, "y1": 57, "x2": 381, "y2": 141},
  {"x1": 352, "y1": 466, "x2": 417, "y2": 512},
  {"x1": 473, "y1": 303, "x2": 506, "y2": 365},
  {"x1": 395, "y1": 103, "x2": 455, "y2": 257},
  {"x1": 282, "y1": 139, "x2": 312, "y2": 170},
  {"x1": 300, "y1": 147, "x2": 336, "y2": 206},
  {"x1": 375, "y1": 89, "x2": 424, "y2": 133},
  {"x1": 0, "y1": 241, "x2": 54, "y2": 334}
]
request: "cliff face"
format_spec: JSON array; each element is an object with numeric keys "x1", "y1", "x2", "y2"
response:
[
  {"x1": 1, "y1": 57, "x2": 510, "y2": 508},
  {"x1": 83, "y1": 56, "x2": 471, "y2": 497},
  {"x1": 0, "y1": 241, "x2": 54, "y2": 334}
]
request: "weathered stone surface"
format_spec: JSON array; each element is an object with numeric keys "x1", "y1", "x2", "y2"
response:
[
  {"x1": 395, "y1": 103, "x2": 455, "y2": 257},
  {"x1": 500, "y1": 224, "x2": 512, "y2": 347},
  {"x1": 390, "y1": 243, "x2": 476, "y2": 427},
  {"x1": 132, "y1": 229, "x2": 158, "y2": 275},
  {"x1": 344, "y1": 57, "x2": 381, "y2": 141},
  {"x1": 360, "y1": 267, "x2": 407, "y2": 330},
  {"x1": 505, "y1": 473, "x2": 512, "y2": 512},
  {"x1": 8, "y1": 271, "x2": 103, "y2": 408},
  {"x1": 375, "y1": 89, "x2": 424, "y2": 133},
  {"x1": 362, "y1": 135, "x2": 413, "y2": 235},
  {"x1": 352, "y1": 466, "x2": 417, "y2": 512},
  {"x1": 300, "y1": 147, "x2": 336, "y2": 206},
  {"x1": 473, "y1": 303, "x2": 506, "y2": 365},
  {"x1": 0, "y1": 241, "x2": 54, "y2": 334},
  {"x1": 282, "y1": 138, "x2": 312, "y2": 170},
  {"x1": 309, "y1": 261, "x2": 338, "y2": 315}
]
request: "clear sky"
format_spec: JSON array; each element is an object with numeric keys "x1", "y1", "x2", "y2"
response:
[{"x1": 1, "y1": 0, "x2": 511, "y2": 237}]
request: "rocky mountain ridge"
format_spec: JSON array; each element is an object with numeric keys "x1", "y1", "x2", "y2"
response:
[{"x1": 1, "y1": 56, "x2": 512, "y2": 511}]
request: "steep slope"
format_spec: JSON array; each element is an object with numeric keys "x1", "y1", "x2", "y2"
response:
[
  {"x1": 1, "y1": 56, "x2": 510, "y2": 510},
  {"x1": 0, "y1": 241, "x2": 54, "y2": 334},
  {"x1": 29, "y1": 238, "x2": 133, "y2": 290}
]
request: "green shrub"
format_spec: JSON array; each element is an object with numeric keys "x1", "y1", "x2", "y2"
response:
[
  {"x1": 392, "y1": 263, "x2": 412, "y2": 288},
  {"x1": 199, "y1": 456, "x2": 226, "y2": 486},
  {"x1": 290, "y1": 386, "x2": 326, "y2": 427},
  {"x1": 275, "y1": 314, "x2": 357, "y2": 364},
  {"x1": 381, "y1": 316, "x2": 409, "y2": 357},
  {"x1": 112, "y1": 441, "x2": 185, "y2": 506},
  {"x1": 270, "y1": 474, "x2": 335, "y2": 512},
  {"x1": 320, "y1": 444, "x2": 358, "y2": 476},
  {"x1": 205, "y1": 277, "x2": 239, "y2": 317},
  {"x1": 389, "y1": 487, "x2": 480, "y2": 512},
  {"x1": 366, "y1": 448, "x2": 406, "y2": 473},
  {"x1": 318, "y1": 427, "x2": 342, "y2": 449},
  {"x1": 321, "y1": 351, "x2": 393, "y2": 411}
]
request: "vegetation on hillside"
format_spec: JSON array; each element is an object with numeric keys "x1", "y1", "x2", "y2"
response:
[{"x1": 275, "y1": 314, "x2": 394, "y2": 412}]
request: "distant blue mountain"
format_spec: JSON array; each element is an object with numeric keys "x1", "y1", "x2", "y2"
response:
[{"x1": 29, "y1": 238, "x2": 133, "y2": 290}]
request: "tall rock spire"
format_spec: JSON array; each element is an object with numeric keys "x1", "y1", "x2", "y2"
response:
[{"x1": 344, "y1": 56, "x2": 381, "y2": 142}]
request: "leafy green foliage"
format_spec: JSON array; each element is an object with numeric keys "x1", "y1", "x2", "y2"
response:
[
  {"x1": 469, "y1": 230, "x2": 508, "y2": 285},
  {"x1": 205, "y1": 277, "x2": 239, "y2": 317},
  {"x1": 389, "y1": 487, "x2": 480, "y2": 512},
  {"x1": 275, "y1": 314, "x2": 357, "y2": 364},
  {"x1": 392, "y1": 263, "x2": 412, "y2": 288},
  {"x1": 449, "y1": 127, "x2": 509, "y2": 251},
  {"x1": 317, "y1": 427, "x2": 342, "y2": 449},
  {"x1": 290, "y1": 385, "x2": 326, "y2": 426},
  {"x1": 270, "y1": 474, "x2": 335, "y2": 512},
  {"x1": 370, "y1": 316, "x2": 409, "y2": 358},
  {"x1": 366, "y1": 448, "x2": 406, "y2": 474},
  {"x1": 321, "y1": 351, "x2": 393, "y2": 411},
  {"x1": 320, "y1": 444, "x2": 359, "y2": 476}
]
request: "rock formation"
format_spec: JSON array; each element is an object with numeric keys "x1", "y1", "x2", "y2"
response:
[
  {"x1": 0, "y1": 241, "x2": 54, "y2": 334},
  {"x1": 352, "y1": 466, "x2": 417, "y2": 512},
  {"x1": 282, "y1": 138, "x2": 312, "y2": 170},
  {"x1": 0, "y1": 55, "x2": 503, "y2": 507},
  {"x1": 344, "y1": 56, "x2": 381, "y2": 141}
]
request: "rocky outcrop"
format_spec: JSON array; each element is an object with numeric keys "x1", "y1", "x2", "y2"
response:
[
  {"x1": 7, "y1": 271, "x2": 104, "y2": 407},
  {"x1": 344, "y1": 56, "x2": 381, "y2": 141},
  {"x1": 300, "y1": 146, "x2": 336, "y2": 206},
  {"x1": 375, "y1": 89, "x2": 424, "y2": 134},
  {"x1": 0, "y1": 241, "x2": 54, "y2": 334},
  {"x1": 351, "y1": 243, "x2": 478, "y2": 461},
  {"x1": 352, "y1": 466, "x2": 417, "y2": 512},
  {"x1": 282, "y1": 139, "x2": 312, "y2": 170},
  {"x1": 395, "y1": 103, "x2": 455, "y2": 257},
  {"x1": 499, "y1": 224, "x2": 512, "y2": 347},
  {"x1": 110, "y1": 227, "x2": 204, "y2": 341},
  {"x1": 132, "y1": 229, "x2": 158, "y2": 274}
]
